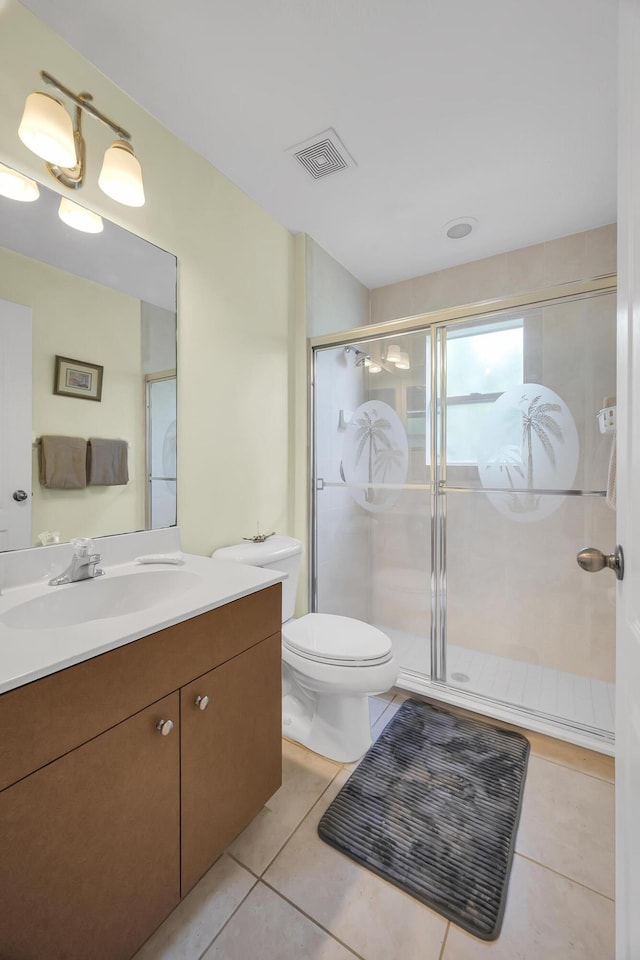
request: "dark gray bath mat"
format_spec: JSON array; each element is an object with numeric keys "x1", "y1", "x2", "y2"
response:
[{"x1": 317, "y1": 699, "x2": 529, "y2": 940}]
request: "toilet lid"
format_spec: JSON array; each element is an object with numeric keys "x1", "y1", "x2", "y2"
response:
[{"x1": 282, "y1": 613, "x2": 392, "y2": 665}]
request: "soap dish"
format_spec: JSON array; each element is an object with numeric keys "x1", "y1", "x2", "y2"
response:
[{"x1": 134, "y1": 553, "x2": 185, "y2": 565}]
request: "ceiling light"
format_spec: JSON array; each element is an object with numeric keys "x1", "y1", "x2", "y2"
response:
[
  {"x1": 444, "y1": 217, "x2": 478, "y2": 240},
  {"x1": 386, "y1": 344, "x2": 401, "y2": 364},
  {"x1": 396, "y1": 351, "x2": 410, "y2": 370},
  {"x1": 99, "y1": 140, "x2": 145, "y2": 207},
  {"x1": 18, "y1": 70, "x2": 145, "y2": 207},
  {"x1": 18, "y1": 91, "x2": 76, "y2": 166},
  {"x1": 0, "y1": 163, "x2": 39, "y2": 202},
  {"x1": 58, "y1": 196, "x2": 103, "y2": 234}
]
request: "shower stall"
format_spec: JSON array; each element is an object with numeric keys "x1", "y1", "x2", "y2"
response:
[{"x1": 311, "y1": 280, "x2": 616, "y2": 751}]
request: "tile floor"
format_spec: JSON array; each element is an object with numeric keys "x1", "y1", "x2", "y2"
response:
[{"x1": 133, "y1": 691, "x2": 615, "y2": 960}]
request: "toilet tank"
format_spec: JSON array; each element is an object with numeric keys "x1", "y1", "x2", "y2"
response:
[{"x1": 211, "y1": 536, "x2": 302, "y2": 623}]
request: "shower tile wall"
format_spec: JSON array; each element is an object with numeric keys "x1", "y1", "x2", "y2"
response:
[{"x1": 369, "y1": 224, "x2": 616, "y2": 326}]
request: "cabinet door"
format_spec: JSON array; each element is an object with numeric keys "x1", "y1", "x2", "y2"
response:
[
  {"x1": 181, "y1": 632, "x2": 282, "y2": 894},
  {"x1": 0, "y1": 692, "x2": 180, "y2": 960}
]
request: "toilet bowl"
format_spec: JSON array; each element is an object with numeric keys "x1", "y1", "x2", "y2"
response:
[{"x1": 212, "y1": 536, "x2": 398, "y2": 762}]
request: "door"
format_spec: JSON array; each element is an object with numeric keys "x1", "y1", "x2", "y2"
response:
[
  {"x1": 180, "y1": 633, "x2": 282, "y2": 895},
  {"x1": 0, "y1": 298, "x2": 32, "y2": 550},
  {"x1": 616, "y1": 2, "x2": 640, "y2": 954},
  {"x1": 146, "y1": 374, "x2": 177, "y2": 529},
  {"x1": 312, "y1": 333, "x2": 433, "y2": 677},
  {"x1": 439, "y1": 298, "x2": 616, "y2": 736},
  {"x1": 0, "y1": 692, "x2": 181, "y2": 960}
]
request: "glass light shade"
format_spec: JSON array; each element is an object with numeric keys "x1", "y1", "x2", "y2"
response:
[
  {"x1": 368, "y1": 362, "x2": 382, "y2": 373},
  {"x1": 58, "y1": 197, "x2": 104, "y2": 234},
  {"x1": 396, "y1": 351, "x2": 410, "y2": 370},
  {"x1": 18, "y1": 92, "x2": 76, "y2": 167},
  {"x1": 386, "y1": 343, "x2": 401, "y2": 364},
  {"x1": 0, "y1": 163, "x2": 39, "y2": 202},
  {"x1": 98, "y1": 140, "x2": 145, "y2": 207}
]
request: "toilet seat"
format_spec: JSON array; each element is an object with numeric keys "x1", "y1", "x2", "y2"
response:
[{"x1": 283, "y1": 613, "x2": 393, "y2": 667}]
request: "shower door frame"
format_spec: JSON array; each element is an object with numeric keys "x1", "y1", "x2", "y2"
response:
[{"x1": 309, "y1": 275, "x2": 617, "y2": 752}]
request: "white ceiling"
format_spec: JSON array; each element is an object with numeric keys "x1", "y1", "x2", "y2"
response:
[{"x1": 20, "y1": 0, "x2": 618, "y2": 289}]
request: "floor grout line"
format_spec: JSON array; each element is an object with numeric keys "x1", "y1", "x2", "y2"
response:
[
  {"x1": 260, "y1": 877, "x2": 366, "y2": 960},
  {"x1": 244, "y1": 766, "x2": 344, "y2": 880},
  {"x1": 512, "y1": 852, "x2": 615, "y2": 903},
  {"x1": 195, "y1": 870, "x2": 259, "y2": 960},
  {"x1": 226, "y1": 850, "x2": 260, "y2": 880},
  {"x1": 437, "y1": 922, "x2": 451, "y2": 960}
]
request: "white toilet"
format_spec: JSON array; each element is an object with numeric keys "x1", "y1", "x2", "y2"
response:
[{"x1": 212, "y1": 536, "x2": 398, "y2": 763}]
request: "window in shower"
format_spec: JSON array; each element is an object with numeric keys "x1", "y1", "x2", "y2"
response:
[
  {"x1": 445, "y1": 322, "x2": 523, "y2": 464},
  {"x1": 418, "y1": 322, "x2": 524, "y2": 465}
]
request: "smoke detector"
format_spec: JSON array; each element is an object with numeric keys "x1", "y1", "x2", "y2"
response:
[
  {"x1": 287, "y1": 128, "x2": 356, "y2": 180},
  {"x1": 444, "y1": 217, "x2": 478, "y2": 239}
]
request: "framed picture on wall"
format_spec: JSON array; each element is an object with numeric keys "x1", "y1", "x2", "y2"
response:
[{"x1": 54, "y1": 355, "x2": 103, "y2": 402}]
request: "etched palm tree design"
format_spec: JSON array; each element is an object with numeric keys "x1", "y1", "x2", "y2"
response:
[
  {"x1": 519, "y1": 393, "x2": 564, "y2": 510},
  {"x1": 354, "y1": 408, "x2": 395, "y2": 503},
  {"x1": 375, "y1": 446, "x2": 405, "y2": 485}
]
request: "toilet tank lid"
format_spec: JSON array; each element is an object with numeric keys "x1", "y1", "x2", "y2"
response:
[{"x1": 212, "y1": 535, "x2": 302, "y2": 567}]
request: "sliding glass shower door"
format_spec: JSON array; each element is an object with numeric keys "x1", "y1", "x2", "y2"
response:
[
  {"x1": 313, "y1": 332, "x2": 433, "y2": 678},
  {"x1": 312, "y1": 286, "x2": 616, "y2": 741},
  {"x1": 441, "y1": 293, "x2": 616, "y2": 735}
]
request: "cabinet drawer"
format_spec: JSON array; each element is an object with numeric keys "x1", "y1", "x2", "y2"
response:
[{"x1": 0, "y1": 582, "x2": 281, "y2": 791}]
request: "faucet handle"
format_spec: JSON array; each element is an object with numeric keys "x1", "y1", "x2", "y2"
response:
[{"x1": 71, "y1": 537, "x2": 94, "y2": 557}]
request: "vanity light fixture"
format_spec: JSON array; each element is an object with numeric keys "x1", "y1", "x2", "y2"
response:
[
  {"x1": 0, "y1": 162, "x2": 40, "y2": 202},
  {"x1": 58, "y1": 196, "x2": 104, "y2": 234},
  {"x1": 386, "y1": 343, "x2": 402, "y2": 364},
  {"x1": 18, "y1": 71, "x2": 145, "y2": 207},
  {"x1": 395, "y1": 351, "x2": 411, "y2": 370}
]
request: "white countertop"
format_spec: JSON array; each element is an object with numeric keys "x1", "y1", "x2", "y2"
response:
[{"x1": 0, "y1": 553, "x2": 285, "y2": 695}]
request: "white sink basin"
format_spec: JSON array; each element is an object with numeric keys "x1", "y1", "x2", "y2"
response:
[{"x1": 0, "y1": 569, "x2": 203, "y2": 630}]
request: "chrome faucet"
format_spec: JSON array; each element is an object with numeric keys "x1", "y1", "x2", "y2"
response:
[{"x1": 49, "y1": 538, "x2": 104, "y2": 586}]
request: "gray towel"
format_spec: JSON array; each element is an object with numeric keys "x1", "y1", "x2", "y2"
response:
[
  {"x1": 39, "y1": 436, "x2": 87, "y2": 489},
  {"x1": 87, "y1": 438, "x2": 129, "y2": 486}
]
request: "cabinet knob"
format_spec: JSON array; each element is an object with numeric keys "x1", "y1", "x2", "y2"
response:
[
  {"x1": 195, "y1": 695, "x2": 209, "y2": 711},
  {"x1": 156, "y1": 719, "x2": 174, "y2": 736}
]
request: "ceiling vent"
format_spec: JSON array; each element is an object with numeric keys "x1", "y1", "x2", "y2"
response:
[{"x1": 287, "y1": 128, "x2": 356, "y2": 181}]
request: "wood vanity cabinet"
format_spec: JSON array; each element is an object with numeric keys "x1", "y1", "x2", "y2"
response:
[
  {"x1": 181, "y1": 633, "x2": 281, "y2": 894},
  {"x1": 0, "y1": 583, "x2": 282, "y2": 960}
]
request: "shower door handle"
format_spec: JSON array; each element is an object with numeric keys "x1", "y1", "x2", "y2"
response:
[{"x1": 576, "y1": 545, "x2": 624, "y2": 581}]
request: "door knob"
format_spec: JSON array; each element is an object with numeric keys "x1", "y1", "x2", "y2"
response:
[
  {"x1": 194, "y1": 695, "x2": 209, "y2": 711},
  {"x1": 12, "y1": 490, "x2": 28, "y2": 502},
  {"x1": 576, "y1": 545, "x2": 624, "y2": 581},
  {"x1": 156, "y1": 719, "x2": 174, "y2": 736}
]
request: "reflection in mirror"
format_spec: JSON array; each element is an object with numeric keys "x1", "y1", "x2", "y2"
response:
[{"x1": 0, "y1": 163, "x2": 177, "y2": 551}]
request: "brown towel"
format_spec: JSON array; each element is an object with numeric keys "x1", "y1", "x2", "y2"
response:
[
  {"x1": 39, "y1": 436, "x2": 87, "y2": 489},
  {"x1": 87, "y1": 438, "x2": 129, "y2": 486}
]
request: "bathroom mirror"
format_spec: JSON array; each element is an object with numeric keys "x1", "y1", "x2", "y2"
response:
[{"x1": 0, "y1": 164, "x2": 177, "y2": 551}]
